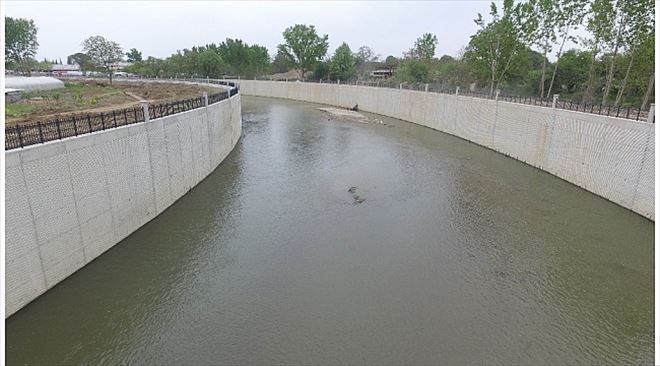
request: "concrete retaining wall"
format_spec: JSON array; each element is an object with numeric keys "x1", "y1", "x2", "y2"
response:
[
  {"x1": 238, "y1": 80, "x2": 654, "y2": 220},
  {"x1": 5, "y1": 92, "x2": 242, "y2": 317}
]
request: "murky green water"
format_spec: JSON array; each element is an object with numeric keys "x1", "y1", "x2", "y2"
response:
[{"x1": 6, "y1": 96, "x2": 654, "y2": 365}]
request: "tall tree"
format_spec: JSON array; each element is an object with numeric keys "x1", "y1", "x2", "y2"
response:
[
  {"x1": 411, "y1": 33, "x2": 438, "y2": 60},
  {"x1": 529, "y1": 0, "x2": 557, "y2": 97},
  {"x1": 5, "y1": 17, "x2": 39, "y2": 74},
  {"x1": 601, "y1": 0, "x2": 632, "y2": 105},
  {"x1": 464, "y1": 0, "x2": 535, "y2": 96},
  {"x1": 271, "y1": 49, "x2": 293, "y2": 74},
  {"x1": 69, "y1": 52, "x2": 93, "y2": 75},
  {"x1": 126, "y1": 48, "x2": 143, "y2": 63},
  {"x1": 356, "y1": 46, "x2": 378, "y2": 63},
  {"x1": 246, "y1": 44, "x2": 270, "y2": 77},
  {"x1": 545, "y1": 0, "x2": 588, "y2": 98},
  {"x1": 582, "y1": 0, "x2": 616, "y2": 103},
  {"x1": 329, "y1": 42, "x2": 357, "y2": 81},
  {"x1": 613, "y1": 0, "x2": 654, "y2": 106},
  {"x1": 82, "y1": 35, "x2": 124, "y2": 83},
  {"x1": 277, "y1": 24, "x2": 329, "y2": 80}
]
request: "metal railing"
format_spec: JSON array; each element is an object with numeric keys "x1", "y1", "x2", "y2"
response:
[
  {"x1": 5, "y1": 78, "x2": 239, "y2": 150},
  {"x1": 250, "y1": 76, "x2": 652, "y2": 122}
]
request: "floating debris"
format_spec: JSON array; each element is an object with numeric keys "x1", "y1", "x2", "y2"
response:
[{"x1": 348, "y1": 186, "x2": 365, "y2": 205}]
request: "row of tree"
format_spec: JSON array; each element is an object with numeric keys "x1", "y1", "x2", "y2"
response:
[
  {"x1": 5, "y1": 0, "x2": 655, "y2": 107},
  {"x1": 458, "y1": 0, "x2": 654, "y2": 107},
  {"x1": 123, "y1": 39, "x2": 270, "y2": 79}
]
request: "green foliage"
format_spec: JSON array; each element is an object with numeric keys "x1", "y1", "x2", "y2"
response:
[
  {"x1": 82, "y1": 35, "x2": 124, "y2": 83},
  {"x1": 277, "y1": 24, "x2": 329, "y2": 80},
  {"x1": 552, "y1": 49, "x2": 590, "y2": 94},
  {"x1": 5, "y1": 17, "x2": 39, "y2": 74},
  {"x1": 463, "y1": 0, "x2": 533, "y2": 95},
  {"x1": 385, "y1": 56, "x2": 399, "y2": 67},
  {"x1": 123, "y1": 39, "x2": 270, "y2": 79},
  {"x1": 397, "y1": 59, "x2": 431, "y2": 83},
  {"x1": 125, "y1": 48, "x2": 142, "y2": 62},
  {"x1": 272, "y1": 50, "x2": 293, "y2": 74},
  {"x1": 329, "y1": 43, "x2": 356, "y2": 81},
  {"x1": 411, "y1": 33, "x2": 438, "y2": 60},
  {"x1": 5, "y1": 103, "x2": 35, "y2": 118},
  {"x1": 313, "y1": 61, "x2": 330, "y2": 81}
]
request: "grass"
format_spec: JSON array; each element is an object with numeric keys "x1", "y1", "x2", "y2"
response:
[{"x1": 5, "y1": 103, "x2": 36, "y2": 118}]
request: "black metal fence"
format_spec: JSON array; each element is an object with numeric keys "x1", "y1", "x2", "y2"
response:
[
  {"x1": 5, "y1": 79, "x2": 239, "y2": 150},
  {"x1": 252, "y1": 76, "x2": 652, "y2": 122}
]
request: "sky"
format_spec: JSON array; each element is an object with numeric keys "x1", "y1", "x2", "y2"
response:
[{"x1": 6, "y1": 1, "x2": 494, "y2": 62}]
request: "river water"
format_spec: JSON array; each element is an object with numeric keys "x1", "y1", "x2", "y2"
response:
[{"x1": 6, "y1": 96, "x2": 654, "y2": 365}]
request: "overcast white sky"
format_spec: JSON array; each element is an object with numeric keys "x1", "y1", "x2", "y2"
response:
[{"x1": 6, "y1": 1, "x2": 494, "y2": 62}]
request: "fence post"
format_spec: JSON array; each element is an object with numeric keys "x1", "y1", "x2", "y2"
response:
[
  {"x1": 141, "y1": 100, "x2": 150, "y2": 123},
  {"x1": 552, "y1": 94, "x2": 559, "y2": 109},
  {"x1": 647, "y1": 103, "x2": 655, "y2": 123},
  {"x1": 455, "y1": 86, "x2": 460, "y2": 95},
  {"x1": 203, "y1": 92, "x2": 208, "y2": 106}
]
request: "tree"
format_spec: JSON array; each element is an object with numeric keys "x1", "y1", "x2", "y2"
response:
[
  {"x1": 277, "y1": 24, "x2": 329, "y2": 80},
  {"x1": 613, "y1": 0, "x2": 654, "y2": 106},
  {"x1": 329, "y1": 43, "x2": 356, "y2": 81},
  {"x1": 197, "y1": 49, "x2": 225, "y2": 78},
  {"x1": 582, "y1": 0, "x2": 616, "y2": 103},
  {"x1": 271, "y1": 49, "x2": 293, "y2": 74},
  {"x1": 553, "y1": 49, "x2": 590, "y2": 94},
  {"x1": 5, "y1": 17, "x2": 39, "y2": 74},
  {"x1": 126, "y1": 48, "x2": 143, "y2": 63},
  {"x1": 528, "y1": 0, "x2": 557, "y2": 97},
  {"x1": 599, "y1": 0, "x2": 651, "y2": 105},
  {"x1": 313, "y1": 60, "x2": 330, "y2": 81},
  {"x1": 398, "y1": 59, "x2": 431, "y2": 83},
  {"x1": 464, "y1": 0, "x2": 535, "y2": 96},
  {"x1": 385, "y1": 56, "x2": 399, "y2": 68},
  {"x1": 356, "y1": 46, "x2": 378, "y2": 63},
  {"x1": 69, "y1": 52, "x2": 93, "y2": 75},
  {"x1": 545, "y1": 0, "x2": 588, "y2": 98},
  {"x1": 411, "y1": 33, "x2": 438, "y2": 60},
  {"x1": 247, "y1": 44, "x2": 270, "y2": 77},
  {"x1": 82, "y1": 35, "x2": 124, "y2": 83}
]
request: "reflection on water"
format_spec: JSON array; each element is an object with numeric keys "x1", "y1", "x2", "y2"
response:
[{"x1": 6, "y1": 96, "x2": 653, "y2": 365}]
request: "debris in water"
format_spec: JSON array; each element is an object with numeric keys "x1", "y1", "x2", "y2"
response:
[{"x1": 348, "y1": 186, "x2": 365, "y2": 204}]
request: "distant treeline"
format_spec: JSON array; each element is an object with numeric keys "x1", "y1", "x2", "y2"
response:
[{"x1": 5, "y1": 0, "x2": 655, "y2": 107}]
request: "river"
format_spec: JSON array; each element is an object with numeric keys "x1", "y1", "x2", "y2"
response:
[{"x1": 6, "y1": 96, "x2": 654, "y2": 365}]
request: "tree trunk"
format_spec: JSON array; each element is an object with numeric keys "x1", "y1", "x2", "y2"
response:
[
  {"x1": 582, "y1": 47, "x2": 598, "y2": 104},
  {"x1": 602, "y1": 13, "x2": 626, "y2": 105},
  {"x1": 489, "y1": 72, "x2": 495, "y2": 96},
  {"x1": 614, "y1": 48, "x2": 635, "y2": 106},
  {"x1": 641, "y1": 72, "x2": 654, "y2": 109},
  {"x1": 540, "y1": 51, "x2": 547, "y2": 98},
  {"x1": 546, "y1": 27, "x2": 569, "y2": 98}
]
